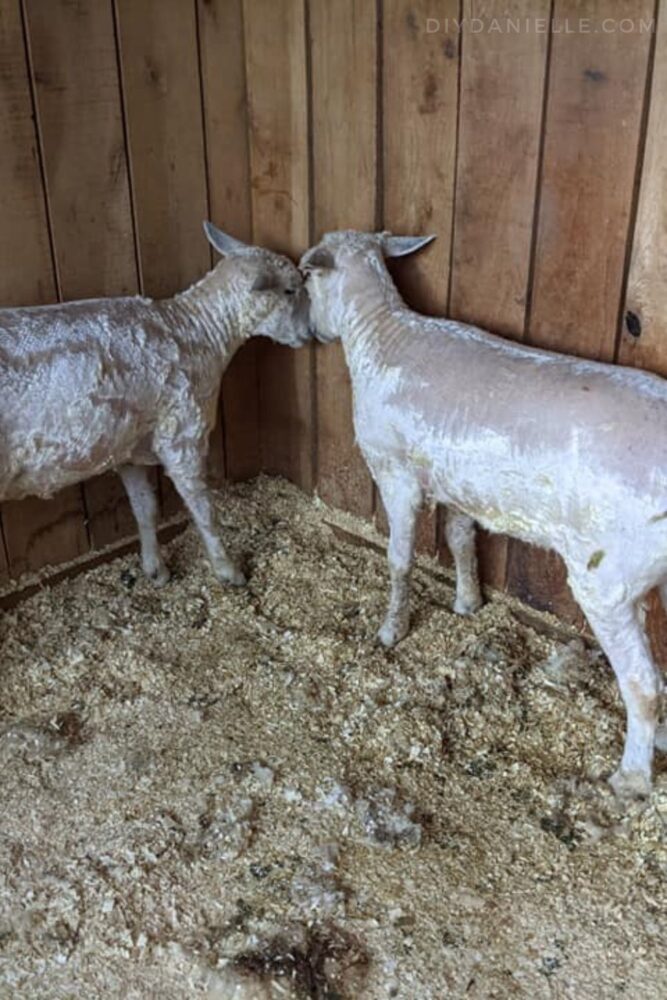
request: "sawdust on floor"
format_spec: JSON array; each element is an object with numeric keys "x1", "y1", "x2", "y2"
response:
[{"x1": 0, "y1": 476, "x2": 665, "y2": 1000}]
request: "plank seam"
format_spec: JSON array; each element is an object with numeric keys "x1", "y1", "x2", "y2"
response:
[
  {"x1": 439, "y1": 0, "x2": 464, "y2": 561},
  {"x1": 371, "y1": 0, "x2": 384, "y2": 519},
  {"x1": 0, "y1": 512, "x2": 10, "y2": 579},
  {"x1": 304, "y1": 0, "x2": 319, "y2": 493},
  {"x1": 111, "y1": 0, "x2": 144, "y2": 296},
  {"x1": 445, "y1": 0, "x2": 463, "y2": 318},
  {"x1": 504, "y1": 0, "x2": 554, "y2": 595},
  {"x1": 19, "y1": 0, "x2": 61, "y2": 303},
  {"x1": 193, "y1": 0, "x2": 214, "y2": 266},
  {"x1": 193, "y1": 0, "x2": 227, "y2": 485},
  {"x1": 374, "y1": 0, "x2": 384, "y2": 235},
  {"x1": 522, "y1": 0, "x2": 555, "y2": 346},
  {"x1": 240, "y1": 0, "x2": 262, "y2": 481}
]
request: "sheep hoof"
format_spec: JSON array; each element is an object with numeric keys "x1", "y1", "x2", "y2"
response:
[
  {"x1": 377, "y1": 619, "x2": 409, "y2": 648},
  {"x1": 218, "y1": 564, "x2": 247, "y2": 587},
  {"x1": 453, "y1": 594, "x2": 483, "y2": 616},
  {"x1": 609, "y1": 768, "x2": 652, "y2": 800},
  {"x1": 147, "y1": 564, "x2": 170, "y2": 588},
  {"x1": 655, "y1": 724, "x2": 667, "y2": 752}
]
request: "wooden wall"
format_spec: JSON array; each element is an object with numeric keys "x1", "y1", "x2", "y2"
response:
[{"x1": 2, "y1": 1, "x2": 667, "y2": 648}]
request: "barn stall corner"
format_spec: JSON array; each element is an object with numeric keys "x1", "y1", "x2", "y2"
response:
[{"x1": 0, "y1": 2, "x2": 666, "y2": 998}]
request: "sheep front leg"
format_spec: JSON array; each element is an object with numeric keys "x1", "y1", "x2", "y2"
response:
[
  {"x1": 118, "y1": 465, "x2": 169, "y2": 586},
  {"x1": 577, "y1": 595, "x2": 661, "y2": 797},
  {"x1": 376, "y1": 474, "x2": 421, "y2": 648},
  {"x1": 444, "y1": 507, "x2": 483, "y2": 615},
  {"x1": 160, "y1": 451, "x2": 245, "y2": 586}
]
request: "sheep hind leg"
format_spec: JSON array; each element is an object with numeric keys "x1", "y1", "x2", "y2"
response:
[
  {"x1": 575, "y1": 591, "x2": 660, "y2": 797},
  {"x1": 118, "y1": 464, "x2": 170, "y2": 586},
  {"x1": 653, "y1": 582, "x2": 667, "y2": 752},
  {"x1": 444, "y1": 507, "x2": 483, "y2": 616}
]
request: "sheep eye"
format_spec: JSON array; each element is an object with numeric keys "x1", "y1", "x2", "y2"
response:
[{"x1": 284, "y1": 288, "x2": 295, "y2": 296}]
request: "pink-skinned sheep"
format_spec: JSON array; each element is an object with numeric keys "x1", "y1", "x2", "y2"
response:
[
  {"x1": 0, "y1": 223, "x2": 311, "y2": 587},
  {"x1": 301, "y1": 229, "x2": 667, "y2": 798}
]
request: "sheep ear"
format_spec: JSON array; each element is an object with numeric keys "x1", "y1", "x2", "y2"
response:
[
  {"x1": 300, "y1": 246, "x2": 335, "y2": 273},
  {"x1": 203, "y1": 221, "x2": 250, "y2": 256},
  {"x1": 381, "y1": 234, "x2": 436, "y2": 258}
]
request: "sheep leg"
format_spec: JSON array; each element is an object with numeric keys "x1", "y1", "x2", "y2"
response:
[
  {"x1": 118, "y1": 464, "x2": 169, "y2": 586},
  {"x1": 376, "y1": 474, "x2": 421, "y2": 648},
  {"x1": 653, "y1": 582, "x2": 667, "y2": 752},
  {"x1": 160, "y1": 452, "x2": 245, "y2": 586},
  {"x1": 444, "y1": 507, "x2": 483, "y2": 615},
  {"x1": 577, "y1": 594, "x2": 661, "y2": 797}
]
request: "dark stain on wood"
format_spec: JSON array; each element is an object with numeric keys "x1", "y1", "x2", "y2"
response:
[
  {"x1": 583, "y1": 68, "x2": 606, "y2": 83},
  {"x1": 442, "y1": 37, "x2": 456, "y2": 60},
  {"x1": 625, "y1": 310, "x2": 642, "y2": 338},
  {"x1": 405, "y1": 9, "x2": 418, "y2": 37},
  {"x1": 419, "y1": 71, "x2": 439, "y2": 114}
]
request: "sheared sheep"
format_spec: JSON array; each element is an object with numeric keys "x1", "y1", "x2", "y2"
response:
[
  {"x1": 302, "y1": 229, "x2": 667, "y2": 797},
  {"x1": 0, "y1": 223, "x2": 311, "y2": 587}
]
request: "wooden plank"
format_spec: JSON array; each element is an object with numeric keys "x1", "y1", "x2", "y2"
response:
[
  {"x1": 310, "y1": 0, "x2": 377, "y2": 517},
  {"x1": 24, "y1": 0, "x2": 137, "y2": 300},
  {"x1": 383, "y1": 0, "x2": 458, "y2": 317},
  {"x1": 526, "y1": 1, "x2": 654, "y2": 360},
  {"x1": 619, "y1": 6, "x2": 667, "y2": 663},
  {"x1": 505, "y1": 0, "x2": 654, "y2": 623},
  {"x1": 244, "y1": 0, "x2": 313, "y2": 492},
  {"x1": 0, "y1": 0, "x2": 55, "y2": 307},
  {"x1": 197, "y1": 0, "x2": 258, "y2": 483},
  {"x1": 0, "y1": 0, "x2": 57, "y2": 583},
  {"x1": 23, "y1": 0, "x2": 140, "y2": 554},
  {"x1": 619, "y1": 7, "x2": 666, "y2": 376},
  {"x1": 197, "y1": 0, "x2": 251, "y2": 242},
  {"x1": 116, "y1": 0, "x2": 211, "y2": 514},
  {"x1": 451, "y1": 0, "x2": 550, "y2": 336},
  {"x1": 381, "y1": 0, "x2": 459, "y2": 554},
  {"x1": 448, "y1": 0, "x2": 550, "y2": 589},
  {"x1": 0, "y1": 519, "x2": 187, "y2": 610},
  {"x1": 2, "y1": 492, "x2": 90, "y2": 579},
  {"x1": 115, "y1": 0, "x2": 210, "y2": 297},
  {"x1": 0, "y1": 1, "x2": 90, "y2": 579}
]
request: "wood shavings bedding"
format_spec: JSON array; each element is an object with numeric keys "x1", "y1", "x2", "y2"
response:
[{"x1": 0, "y1": 476, "x2": 665, "y2": 999}]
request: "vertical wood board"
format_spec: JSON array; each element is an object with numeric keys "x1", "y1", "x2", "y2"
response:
[{"x1": 310, "y1": 0, "x2": 377, "y2": 517}]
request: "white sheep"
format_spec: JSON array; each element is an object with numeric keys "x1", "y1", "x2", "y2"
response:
[
  {"x1": 0, "y1": 223, "x2": 311, "y2": 587},
  {"x1": 301, "y1": 229, "x2": 667, "y2": 797}
]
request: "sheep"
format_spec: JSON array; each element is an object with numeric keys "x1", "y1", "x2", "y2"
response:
[
  {"x1": 0, "y1": 223, "x2": 311, "y2": 588},
  {"x1": 301, "y1": 229, "x2": 667, "y2": 798}
]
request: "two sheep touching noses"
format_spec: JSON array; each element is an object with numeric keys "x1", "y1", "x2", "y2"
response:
[{"x1": 2, "y1": 219, "x2": 666, "y2": 799}]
